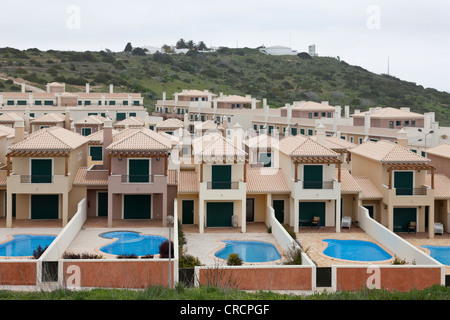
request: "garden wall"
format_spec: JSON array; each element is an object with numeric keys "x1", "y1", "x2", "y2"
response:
[{"x1": 0, "y1": 261, "x2": 37, "y2": 286}]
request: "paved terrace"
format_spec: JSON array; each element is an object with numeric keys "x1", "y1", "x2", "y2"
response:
[{"x1": 0, "y1": 218, "x2": 448, "y2": 275}]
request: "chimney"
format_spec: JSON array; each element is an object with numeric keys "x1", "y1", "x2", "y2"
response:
[
  {"x1": 103, "y1": 117, "x2": 113, "y2": 170},
  {"x1": 174, "y1": 92, "x2": 179, "y2": 104},
  {"x1": 101, "y1": 94, "x2": 106, "y2": 107},
  {"x1": 316, "y1": 123, "x2": 326, "y2": 146},
  {"x1": 109, "y1": 84, "x2": 114, "y2": 93},
  {"x1": 251, "y1": 98, "x2": 256, "y2": 109},
  {"x1": 24, "y1": 107, "x2": 30, "y2": 132},
  {"x1": 396, "y1": 129, "x2": 408, "y2": 147},
  {"x1": 364, "y1": 113, "x2": 371, "y2": 136},
  {"x1": 86, "y1": 83, "x2": 90, "y2": 93},
  {"x1": 286, "y1": 104, "x2": 292, "y2": 120},
  {"x1": 344, "y1": 106, "x2": 349, "y2": 118},
  {"x1": 21, "y1": 83, "x2": 25, "y2": 93},
  {"x1": 64, "y1": 108, "x2": 71, "y2": 129},
  {"x1": 162, "y1": 92, "x2": 166, "y2": 103},
  {"x1": 14, "y1": 119, "x2": 25, "y2": 144}
]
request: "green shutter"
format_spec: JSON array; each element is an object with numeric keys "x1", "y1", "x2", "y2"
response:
[
  {"x1": 31, "y1": 159, "x2": 52, "y2": 183},
  {"x1": 97, "y1": 192, "x2": 108, "y2": 217},
  {"x1": 211, "y1": 165, "x2": 231, "y2": 189},
  {"x1": 129, "y1": 159, "x2": 149, "y2": 183},
  {"x1": 207, "y1": 202, "x2": 233, "y2": 227},
  {"x1": 394, "y1": 171, "x2": 413, "y2": 195},
  {"x1": 259, "y1": 152, "x2": 272, "y2": 167},
  {"x1": 31, "y1": 195, "x2": 58, "y2": 219},
  {"x1": 182, "y1": 200, "x2": 194, "y2": 224},
  {"x1": 124, "y1": 195, "x2": 151, "y2": 219},
  {"x1": 90, "y1": 146, "x2": 103, "y2": 161},
  {"x1": 303, "y1": 165, "x2": 323, "y2": 189},
  {"x1": 116, "y1": 112, "x2": 126, "y2": 120}
]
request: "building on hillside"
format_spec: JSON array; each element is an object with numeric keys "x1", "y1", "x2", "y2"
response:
[
  {"x1": 5, "y1": 126, "x2": 89, "y2": 227},
  {"x1": 259, "y1": 46, "x2": 298, "y2": 56},
  {"x1": 349, "y1": 140, "x2": 437, "y2": 238}
]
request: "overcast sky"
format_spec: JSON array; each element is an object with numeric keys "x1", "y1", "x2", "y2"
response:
[{"x1": 1, "y1": 0, "x2": 449, "y2": 92}]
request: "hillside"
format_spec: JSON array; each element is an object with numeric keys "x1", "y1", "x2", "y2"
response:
[{"x1": 1, "y1": 46, "x2": 450, "y2": 124}]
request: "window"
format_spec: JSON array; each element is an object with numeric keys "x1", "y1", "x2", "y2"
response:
[
  {"x1": 84, "y1": 101, "x2": 91, "y2": 106},
  {"x1": 123, "y1": 100, "x2": 128, "y2": 105},
  {"x1": 133, "y1": 101, "x2": 140, "y2": 106},
  {"x1": 396, "y1": 121, "x2": 401, "y2": 126},
  {"x1": 389, "y1": 121, "x2": 394, "y2": 129},
  {"x1": 109, "y1": 101, "x2": 116, "y2": 106},
  {"x1": 7, "y1": 100, "x2": 14, "y2": 105},
  {"x1": 308, "y1": 113, "x2": 312, "y2": 119},
  {"x1": 259, "y1": 153, "x2": 272, "y2": 167},
  {"x1": 404, "y1": 120, "x2": 410, "y2": 126},
  {"x1": 31, "y1": 159, "x2": 52, "y2": 183},
  {"x1": 211, "y1": 165, "x2": 232, "y2": 189},
  {"x1": 128, "y1": 159, "x2": 150, "y2": 183},
  {"x1": 90, "y1": 146, "x2": 103, "y2": 161},
  {"x1": 44, "y1": 100, "x2": 53, "y2": 105},
  {"x1": 303, "y1": 165, "x2": 323, "y2": 189},
  {"x1": 81, "y1": 127, "x2": 92, "y2": 136},
  {"x1": 129, "y1": 112, "x2": 136, "y2": 117},
  {"x1": 308, "y1": 129, "x2": 313, "y2": 136},
  {"x1": 314, "y1": 112, "x2": 319, "y2": 117},
  {"x1": 35, "y1": 101, "x2": 42, "y2": 106}
]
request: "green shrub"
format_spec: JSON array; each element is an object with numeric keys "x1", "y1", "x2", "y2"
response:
[{"x1": 227, "y1": 253, "x2": 243, "y2": 266}]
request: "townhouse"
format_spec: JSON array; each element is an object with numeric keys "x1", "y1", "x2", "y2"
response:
[
  {"x1": 5, "y1": 124, "x2": 89, "y2": 227},
  {"x1": 277, "y1": 129, "x2": 342, "y2": 233},
  {"x1": 349, "y1": 140, "x2": 436, "y2": 238}
]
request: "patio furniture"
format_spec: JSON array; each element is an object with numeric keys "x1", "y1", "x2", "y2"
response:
[
  {"x1": 434, "y1": 222, "x2": 444, "y2": 235},
  {"x1": 341, "y1": 216, "x2": 352, "y2": 229},
  {"x1": 311, "y1": 216, "x2": 320, "y2": 229},
  {"x1": 407, "y1": 221, "x2": 416, "y2": 234}
]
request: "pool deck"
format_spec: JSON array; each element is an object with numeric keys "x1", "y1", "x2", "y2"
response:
[{"x1": 0, "y1": 218, "x2": 449, "y2": 275}]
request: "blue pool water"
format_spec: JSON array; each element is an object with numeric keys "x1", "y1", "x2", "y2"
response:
[
  {"x1": 0, "y1": 234, "x2": 56, "y2": 257},
  {"x1": 99, "y1": 231, "x2": 167, "y2": 256},
  {"x1": 422, "y1": 246, "x2": 450, "y2": 265},
  {"x1": 214, "y1": 240, "x2": 282, "y2": 263},
  {"x1": 323, "y1": 239, "x2": 392, "y2": 262}
]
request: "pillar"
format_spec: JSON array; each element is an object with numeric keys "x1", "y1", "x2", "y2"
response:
[
  {"x1": 62, "y1": 192, "x2": 69, "y2": 227},
  {"x1": 6, "y1": 191, "x2": 12, "y2": 228},
  {"x1": 108, "y1": 191, "x2": 113, "y2": 228}
]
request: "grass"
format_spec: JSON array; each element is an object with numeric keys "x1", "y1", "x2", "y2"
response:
[{"x1": 0, "y1": 284, "x2": 448, "y2": 300}]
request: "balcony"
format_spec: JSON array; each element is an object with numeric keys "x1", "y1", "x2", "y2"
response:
[
  {"x1": 20, "y1": 175, "x2": 53, "y2": 183},
  {"x1": 300, "y1": 180, "x2": 334, "y2": 190},
  {"x1": 395, "y1": 187, "x2": 428, "y2": 196},
  {"x1": 121, "y1": 175, "x2": 154, "y2": 183},
  {"x1": 207, "y1": 181, "x2": 240, "y2": 190}
]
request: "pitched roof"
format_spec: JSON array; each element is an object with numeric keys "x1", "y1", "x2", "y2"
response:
[
  {"x1": 155, "y1": 118, "x2": 184, "y2": 129},
  {"x1": 8, "y1": 127, "x2": 88, "y2": 153},
  {"x1": 0, "y1": 112, "x2": 27, "y2": 123},
  {"x1": 217, "y1": 95, "x2": 260, "y2": 103},
  {"x1": 177, "y1": 89, "x2": 216, "y2": 97},
  {"x1": 350, "y1": 140, "x2": 429, "y2": 163},
  {"x1": 351, "y1": 107, "x2": 424, "y2": 119},
  {"x1": 425, "y1": 143, "x2": 450, "y2": 159},
  {"x1": 244, "y1": 133, "x2": 279, "y2": 149},
  {"x1": 192, "y1": 132, "x2": 246, "y2": 160},
  {"x1": 194, "y1": 119, "x2": 223, "y2": 131},
  {"x1": 113, "y1": 116, "x2": 144, "y2": 127},
  {"x1": 74, "y1": 114, "x2": 106, "y2": 125},
  {"x1": 337, "y1": 169, "x2": 362, "y2": 193},
  {"x1": 177, "y1": 171, "x2": 199, "y2": 193},
  {"x1": 310, "y1": 136, "x2": 357, "y2": 150},
  {"x1": 281, "y1": 101, "x2": 336, "y2": 111},
  {"x1": 278, "y1": 135, "x2": 339, "y2": 158},
  {"x1": 425, "y1": 174, "x2": 450, "y2": 199},
  {"x1": 106, "y1": 127, "x2": 172, "y2": 154},
  {"x1": 353, "y1": 176, "x2": 383, "y2": 199},
  {"x1": 246, "y1": 167, "x2": 290, "y2": 193},
  {"x1": 73, "y1": 167, "x2": 108, "y2": 186},
  {"x1": 31, "y1": 113, "x2": 65, "y2": 123},
  {"x1": 86, "y1": 128, "x2": 119, "y2": 144}
]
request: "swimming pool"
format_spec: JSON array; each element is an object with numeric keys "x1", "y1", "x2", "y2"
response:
[
  {"x1": 214, "y1": 240, "x2": 282, "y2": 263},
  {"x1": 323, "y1": 239, "x2": 392, "y2": 262},
  {"x1": 0, "y1": 234, "x2": 56, "y2": 257},
  {"x1": 99, "y1": 231, "x2": 167, "y2": 257},
  {"x1": 422, "y1": 245, "x2": 450, "y2": 265}
]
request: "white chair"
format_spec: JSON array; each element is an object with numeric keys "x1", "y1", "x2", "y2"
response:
[
  {"x1": 341, "y1": 216, "x2": 352, "y2": 229},
  {"x1": 434, "y1": 222, "x2": 444, "y2": 235}
]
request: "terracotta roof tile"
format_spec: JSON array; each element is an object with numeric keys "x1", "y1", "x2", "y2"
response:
[
  {"x1": 192, "y1": 132, "x2": 246, "y2": 160},
  {"x1": 353, "y1": 176, "x2": 383, "y2": 199},
  {"x1": 278, "y1": 135, "x2": 339, "y2": 157},
  {"x1": 177, "y1": 171, "x2": 199, "y2": 193},
  {"x1": 425, "y1": 174, "x2": 450, "y2": 199},
  {"x1": 425, "y1": 143, "x2": 450, "y2": 159},
  {"x1": 73, "y1": 167, "x2": 108, "y2": 186},
  {"x1": 352, "y1": 107, "x2": 424, "y2": 119},
  {"x1": 246, "y1": 167, "x2": 290, "y2": 193},
  {"x1": 31, "y1": 113, "x2": 65, "y2": 123},
  {"x1": 107, "y1": 127, "x2": 172, "y2": 153},
  {"x1": 9, "y1": 127, "x2": 88, "y2": 152},
  {"x1": 156, "y1": 118, "x2": 184, "y2": 129},
  {"x1": 336, "y1": 169, "x2": 362, "y2": 193},
  {"x1": 350, "y1": 140, "x2": 429, "y2": 163}
]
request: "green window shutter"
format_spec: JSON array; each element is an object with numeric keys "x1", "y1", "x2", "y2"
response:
[
  {"x1": 7, "y1": 100, "x2": 14, "y2": 105},
  {"x1": 291, "y1": 127, "x2": 298, "y2": 136},
  {"x1": 394, "y1": 171, "x2": 413, "y2": 195},
  {"x1": 44, "y1": 100, "x2": 53, "y2": 105},
  {"x1": 259, "y1": 153, "x2": 272, "y2": 167},
  {"x1": 129, "y1": 159, "x2": 150, "y2": 183},
  {"x1": 124, "y1": 195, "x2": 151, "y2": 219},
  {"x1": 90, "y1": 146, "x2": 103, "y2": 161},
  {"x1": 129, "y1": 112, "x2": 136, "y2": 117},
  {"x1": 123, "y1": 100, "x2": 128, "y2": 105},
  {"x1": 31, "y1": 159, "x2": 52, "y2": 183},
  {"x1": 211, "y1": 165, "x2": 231, "y2": 189},
  {"x1": 81, "y1": 127, "x2": 92, "y2": 136},
  {"x1": 116, "y1": 112, "x2": 126, "y2": 120},
  {"x1": 303, "y1": 165, "x2": 323, "y2": 189}
]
